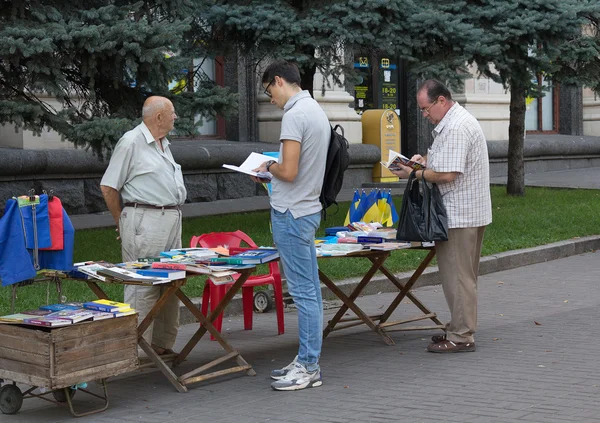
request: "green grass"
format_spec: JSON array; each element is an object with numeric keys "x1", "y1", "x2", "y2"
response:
[{"x1": 2, "y1": 186, "x2": 600, "y2": 315}]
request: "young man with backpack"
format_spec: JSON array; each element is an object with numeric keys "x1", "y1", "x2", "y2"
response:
[{"x1": 252, "y1": 61, "x2": 329, "y2": 391}]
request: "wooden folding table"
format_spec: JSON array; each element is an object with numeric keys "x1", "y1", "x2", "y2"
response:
[
  {"x1": 84, "y1": 267, "x2": 257, "y2": 393},
  {"x1": 318, "y1": 247, "x2": 445, "y2": 346}
]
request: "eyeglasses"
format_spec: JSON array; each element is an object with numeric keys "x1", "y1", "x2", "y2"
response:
[
  {"x1": 420, "y1": 98, "x2": 439, "y2": 115},
  {"x1": 263, "y1": 78, "x2": 276, "y2": 98}
]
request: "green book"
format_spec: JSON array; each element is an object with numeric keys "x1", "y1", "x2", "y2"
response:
[{"x1": 138, "y1": 257, "x2": 162, "y2": 263}]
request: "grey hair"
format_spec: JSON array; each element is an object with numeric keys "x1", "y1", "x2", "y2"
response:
[{"x1": 142, "y1": 97, "x2": 169, "y2": 118}]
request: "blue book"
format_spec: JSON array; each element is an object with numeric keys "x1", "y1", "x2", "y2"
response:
[
  {"x1": 357, "y1": 236, "x2": 385, "y2": 244},
  {"x1": 325, "y1": 226, "x2": 350, "y2": 236},
  {"x1": 135, "y1": 268, "x2": 186, "y2": 280},
  {"x1": 39, "y1": 303, "x2": 82, "y2": 312},
  {"x1": 213, "y1": 249, "x2": 279, "y2": 265}
]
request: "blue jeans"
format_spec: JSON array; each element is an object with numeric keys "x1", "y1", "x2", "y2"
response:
[{"x1": 271, "y1": 208, "x2": 322, "y2": 372}]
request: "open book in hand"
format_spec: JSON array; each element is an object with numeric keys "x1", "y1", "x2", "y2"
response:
[
  {"x1": 381, "y1": 149, "x2": 426, "y2": 171},
  {"x1": 222, "y1": 152, "x2": 279, "y2": 180}
]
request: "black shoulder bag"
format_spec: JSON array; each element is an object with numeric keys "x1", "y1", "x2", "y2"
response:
[{"x1": 396, "y1": 170, "x2": 449, "y2": 242}]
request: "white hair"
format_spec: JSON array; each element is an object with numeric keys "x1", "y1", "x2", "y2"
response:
[{"x1": 142, "y1": 97, "x2": 169, "y2": 119}]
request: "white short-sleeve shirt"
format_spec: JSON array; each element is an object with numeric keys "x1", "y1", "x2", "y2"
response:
[
  {"x1": 270, "y1": 91, "x2": 330, "y2": 218},
  {"x1": 427, "y1": 102, "x2": 492, "y2": 228},
  {"x1": 100, "y1": 122, "x2": 187, "y2": 206}
]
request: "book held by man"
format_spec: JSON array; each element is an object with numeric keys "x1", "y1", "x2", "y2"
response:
[
  {"x1": 222, "y1": 152, "x2": 278, "y2": 180},
  {"x1": 380, "y1": 149, "x2": 426, "y2": 171}
]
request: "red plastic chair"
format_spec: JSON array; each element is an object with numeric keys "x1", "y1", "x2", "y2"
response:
[{"x1": 190, "y1": 230, "x2": 284, "y2": 338}]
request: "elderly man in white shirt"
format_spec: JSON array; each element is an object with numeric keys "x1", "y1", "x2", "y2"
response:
[
  {"x1": 392, "y1": 79, "x2": 492, "y2": 353},
  {"x1": 101, "y1": 96, "x2": 186, "y2": 356}
]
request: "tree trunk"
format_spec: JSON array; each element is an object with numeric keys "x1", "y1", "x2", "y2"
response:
[
  {"x1": 507, "y1": 83, "x2": 526, "y2": 196},
  {"x1": 298, "y1": 46, "x2": 316, "y2": 97}
]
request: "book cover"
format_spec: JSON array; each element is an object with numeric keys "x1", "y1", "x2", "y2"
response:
[
  {"x1": 21, "y1": 309, "x2": 52, "y2": 316},
  {"x1": 77, "y1": 263, "x2": 113, "y2": 282},
  {"x1": 116, "y1": 261, "x2": 151, "y2": 270},
  {"x1": 381, "y1": 149, "x2": 426, "y2": 171},
  {"x1": 137, "y1": 257, "x2": 163, "y2": 263},
  {"x1": 113, "y1": 308, "x2": 137, "y2": 318},
  {"x1": 357, "y1": 236, "x2": 385, "y2": 244},
  {"x1": 96, "y1": 268, "x2": 170, "y2": 285},
  {"x1": 222, "y1": 152, "x2": 278, "y2": 180},
  {"x1": 365, "y1": 242, "x2": 411, "y2": 251},
  {"x1": 47, "y1": 309, "x2": 95, "y2": 323},
  {"x1": 151, "y1": 262, "x2": 187, "y2": 270},
  {"x1": 23, "y1": 316, "x2": 72, "y2": 327},
  {"x1": 87, "y1": 310, "x2": 115, "y2": 321},
  {"x1": 212, "y1": 249, "x2": 279, "y2": 265},
  {"x1": 136, "y1": 268, "x2": 186, "y2": 280},
  {"x1": 39, "y1": 303, "x2": 82, "y2": 312},
  {"x1": 0, "y1": 313, "x2": 43, "y2": 323},
  {"x1": 83, "y1": 299, "x2": 131, "y2": 313}
]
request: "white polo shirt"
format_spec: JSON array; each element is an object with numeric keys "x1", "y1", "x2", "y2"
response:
[
  {"x1": 270, "y1": 91, "x2": 330, "y2": 218},
  {"x1": 100, "y1": 122, "x2": 187, "y2": 206}
]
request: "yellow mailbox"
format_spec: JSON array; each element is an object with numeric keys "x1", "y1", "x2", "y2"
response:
[{"x1": 361, "y1": 109, "x2": 401, "y2": 182}]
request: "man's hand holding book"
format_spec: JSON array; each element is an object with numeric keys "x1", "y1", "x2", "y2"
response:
[{"x1": 381, "y1": 150, "x2": 427, "y2": 178}]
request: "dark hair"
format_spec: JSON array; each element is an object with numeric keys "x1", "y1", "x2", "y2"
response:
[
  {"x1": 418, "y1": 79, "x2": 453, "y2": 102},
  {"x1": 262, "y1": 61, "x2": 301, "y2": 86}
]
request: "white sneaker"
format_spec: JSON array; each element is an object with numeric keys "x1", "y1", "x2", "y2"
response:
[
  {"x1": 270, "y1": 362, "x2": 322, "y2": 391},
  {"x1": 270, "y1": 356, "x2": 298, "y2": 380}
]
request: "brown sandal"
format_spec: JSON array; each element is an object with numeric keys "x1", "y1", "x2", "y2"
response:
[
  {"x1": 427, "y1": 339, "x2": 476, "y2": 353},
  {"x1": 431, "y1": 334, "x2": 446, "y2": 343}
]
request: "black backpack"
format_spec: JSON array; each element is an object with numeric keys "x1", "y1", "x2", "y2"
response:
[{"x1": 319, "y1": 124, "x2": 350, "y2": 219}]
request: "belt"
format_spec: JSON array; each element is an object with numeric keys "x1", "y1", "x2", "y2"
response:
[{"x1": 124, "y1": 202, "x2": 181, "y2": 210}]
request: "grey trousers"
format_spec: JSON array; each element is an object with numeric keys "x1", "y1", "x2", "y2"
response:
[
  {"x1": 120, "y1": 206, "x2": 182, "y2": 350},
  {"x1": 435, "y1": 226, "x2": 486, "y2": 344}
]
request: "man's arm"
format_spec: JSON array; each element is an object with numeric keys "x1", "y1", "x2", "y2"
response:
[
  {"x1": 100, "y1": 185, "x2": 122, "y2": 227},
  {"x1": 391, "y1": 166, "x2": 459, "y2": 183},
  {"x1": 253, "y1": 139, "x2": 301, "y2": 183}
]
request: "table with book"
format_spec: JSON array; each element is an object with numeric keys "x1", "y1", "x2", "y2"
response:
[
  {"x1": 315, "y1": 223, "x2": 445, "y2": 346},
  {"x1": 70, "y1": 246, "x2": 279, "y2": 393}
]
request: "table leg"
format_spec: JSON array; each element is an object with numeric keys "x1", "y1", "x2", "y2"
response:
[
  {"x1": 376, "y1": 249, "x2": 445, "y2": 330},
  {"x1": 138, "y1": 338, "x2": 187, "y2": 393},
  {"x1": 320, "y1": 253, "x2": 396, "y2": 345},
  {"x1": 172, "y1": 269, "x2": 256, "y2": 385},
  {"x1": 85, "y1": 279, "x2": 189, "y2": 393},
  {"x1": 84, "y1": 281, "x2": 109, "y2": 300}
]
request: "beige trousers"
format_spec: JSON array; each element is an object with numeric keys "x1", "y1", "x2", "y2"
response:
[
  {"x1": 435, "y1": 226, "x2": 486, "y2": 344},
  {"x1": 120, "y1": 206, "x2": 182, "y2": 350}
]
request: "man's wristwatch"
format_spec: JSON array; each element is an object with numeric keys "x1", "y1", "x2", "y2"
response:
[{"x1": 265, "y1": 160, "x2": 276, "y2": 172}]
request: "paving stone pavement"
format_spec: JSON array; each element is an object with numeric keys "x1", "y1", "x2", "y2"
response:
[{"x1": 6, "y1": 250, "x2": 600, "y2": 422}]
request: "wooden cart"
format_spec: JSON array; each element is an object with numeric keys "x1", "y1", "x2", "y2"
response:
[{"x1": 0, "y1": 315, "x2": 138, "y2": 417}]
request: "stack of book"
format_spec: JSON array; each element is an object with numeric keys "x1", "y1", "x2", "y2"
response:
[
  {"x1": 0, "y1": 300, "x2": 136, "y2": 327},
  {"x1": 209, "y1": 248, "x2": 279, "y2": 265},
  {"x1": 83, "y1": 300, "x2": 136, "y2": 317},
  {"x1": 75, "y1": 262, "x2": 171, "y2": 285}
]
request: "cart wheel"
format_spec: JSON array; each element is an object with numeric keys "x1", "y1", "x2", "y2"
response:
[
  {"x1": 0, "y1": 384, "x2": 23, "y2": 414},
  {"x1": 253, "y1": 291, "x2": 272, "y2": 313},
  {"x1": 52, "y1": 387, "x2": 76, "y2": 403}
]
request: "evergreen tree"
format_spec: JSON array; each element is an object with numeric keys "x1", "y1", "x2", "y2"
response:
[
  {"x1": 201, "y1": 0, "x2": 479, "y2": 93},
  {"x1": 0, "y1": 1, "x2": 237, "y2": 156},
  {"x1": 465, "y1": 0, "x2": 600, "y2": 195}
]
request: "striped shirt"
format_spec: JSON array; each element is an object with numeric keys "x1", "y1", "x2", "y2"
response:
[{"x1": 427, "y1": 102, "x2": 492, "y2": 228}]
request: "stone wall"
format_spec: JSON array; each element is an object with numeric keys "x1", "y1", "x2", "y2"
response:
[
  {"x1": 0, "y1": 140, "x2": 381, "y2": 216},
  {"x1": 488, "y1": 134, "x2": 600, "y2": 176}
]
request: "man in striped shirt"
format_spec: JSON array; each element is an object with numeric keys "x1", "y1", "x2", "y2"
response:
[{"x1": 392, "y1": 79, "x2": 492, "y2": 353}]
